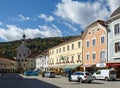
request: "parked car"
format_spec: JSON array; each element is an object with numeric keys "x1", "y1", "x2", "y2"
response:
[
  {"x1": 24, "y1": 71, "x2": 39, "y2": 76},
  {"x1": 93, "y1": 69, "x2": 116, "y2": 81},
  {"x1": 70, "y1": 71, "x2": 94, "y2": 83},
  {"x1": 43, "y1": 71, "x2": 55, "y2": 78}
]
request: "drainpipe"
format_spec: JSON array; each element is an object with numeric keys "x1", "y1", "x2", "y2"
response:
[
  {"x1": 106, "y1": 23, "x2": 110, "y2": 68},
  {"x1": 106, "y1": 24, "x2": 109, "y2": 63},
  {"x1": 81, "y1": 33, "x2": 85, "y2": 71}
]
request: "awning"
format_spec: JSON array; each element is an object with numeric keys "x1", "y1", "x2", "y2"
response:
[{"x1": 63, "y1": 64, "x2": 81, "y2": 70}]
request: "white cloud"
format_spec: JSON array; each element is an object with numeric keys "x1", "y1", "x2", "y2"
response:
[
  {"x1": 38, "y1": 14, "x2": 54, "y2": 22},
  {"x1": 8, "y1": 14, "x2": 30, "y2": 22},
  {"x1": 63, "y1": 22, "x2": 77, "y2": 32},
  {"x1": 38, "y1": 24, "x2": 62, "y2": 38},
  {"x1": 18, "y1": 14, "x2": 30, "y2": 21},
  {"x1": 0, "y1": 25, "x2": 62, "y2": 41},
  {"x1": 0, "y1": 25, "x2": 22, "y2": 41},
  {"x1": 107, "y1": 0, "x2": 120, "y2": 13},
  {"x1": 54, "y1": 0, "x2": 111, "y2": 28}
]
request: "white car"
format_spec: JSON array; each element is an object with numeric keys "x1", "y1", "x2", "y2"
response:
[{"x1": 70, "y1": 71, "x2": 94, "y2": 83}]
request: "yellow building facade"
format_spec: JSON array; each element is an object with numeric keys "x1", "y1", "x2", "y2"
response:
[{"x1": 48, "y1": 36, "x2": 83, "y2": 74}]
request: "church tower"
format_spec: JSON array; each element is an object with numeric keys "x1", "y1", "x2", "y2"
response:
[{"x1": 16, "y1": 32, "x2": 31, "y2": 72}]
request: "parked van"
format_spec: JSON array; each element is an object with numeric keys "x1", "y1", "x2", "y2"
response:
[{"x1": 93, "y1": 69, "x2": 116, "y2": 81}]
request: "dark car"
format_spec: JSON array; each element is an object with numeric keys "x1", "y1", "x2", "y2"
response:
[{"x1": 24, "y1": 71, "x2": 39, "y2": 76}]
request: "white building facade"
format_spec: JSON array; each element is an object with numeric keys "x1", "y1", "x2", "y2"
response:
[
  {"x1": 27, "y1": 57, "x2": 36, "y2": 71},
  {"x1": 35, "y1": 53, "x2": 48, "y2": 72},
  {"x1": 107, "y1": 7, "x2": 120, "y2": 77}
]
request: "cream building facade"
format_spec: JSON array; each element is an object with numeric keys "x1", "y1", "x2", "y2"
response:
[
  {"x1": 0, "y1": 54, "x2": 18, "y2": 73},
  {"x1": 48, "y1": 36, "x2": 83, "y2": 74}
]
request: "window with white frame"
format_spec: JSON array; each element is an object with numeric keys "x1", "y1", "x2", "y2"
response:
[
  {"x1": 67, "y1": 45, "x2": 69, "y2": 51},
  {"x1": 59, "y1": 48, "x2": 61, "y2": 53},
  {"x1": 57, "y1": 58, "x2": 58, "y2": 63},
  {"x1": 71, "y1": 55, "x2": 74, "y2": 61},
  {"x1": 56, "y1": 49, "x2": 58, "y2": 54},
  {"x1": 100, "y1": 51, "x2": 105, "y2": 62},
  {"x1": 66, "y1": 56, "x2": 69, "y2": 62},
  {"x1": 115, "y1": 42, "x2": 120, "y2": 53},
  {"x1": 92, "y1": 39, "x2": 96, "y2": 46},
  {"x1": 77, "y1": 54, "x2": 81, "y2": 62},
  {"x1": 78, "y1": 54, "x2": 80, "y2": 60},
  {"x1": 101, "y1": 36, "x2": 105, "y2": 44},
  {"x1": 86, "y1": 53, "x2": 90, "y2": 60},
  {"x1": 92, "y1": 52, "x2": 96, "y2": 60},
  {"x1": 59, "y1": 58, "x2": 61, "y2": 63},
  {"x1": 114, "y1": 23, "x2": 120, "y2": 35},
  {"x1": 78, "y1": 42, "x2": 81, "y2": 48},
  {"x1": 86, "y1": 40, "x2": 90, "y2": 47},
  {"x1": 63, "y1": 47, "x2": 65, "y2": 52},
  {"x1": 72, "y1": 44, "x2": 74, "y2": 50}
]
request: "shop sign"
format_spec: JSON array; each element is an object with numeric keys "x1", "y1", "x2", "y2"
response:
[
  {"x1": 96, "y1": 63, "x2": 106, "y2": 67},
  {"x1": 106, "y1": 63, "x2": 120, "y2": 66}
]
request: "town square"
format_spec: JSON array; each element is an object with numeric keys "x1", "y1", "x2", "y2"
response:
[{"x1": 0, "y1": 0, "x2": 120, "y2": 88}]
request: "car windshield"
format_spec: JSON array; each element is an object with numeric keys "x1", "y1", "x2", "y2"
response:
[
  {"x1": 85, "y1": 72, "x2": 92, "y2": 76},
  {"x1": 50, "y1": 72, "x2": 55, "y2": 74}
]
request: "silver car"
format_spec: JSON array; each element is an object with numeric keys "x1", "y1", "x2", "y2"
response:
[
  {"x1": 44, "y1": 71, "x2": 55, "y2": 78},
  {"x1": 70, "y1": 71, "x2": 94, "y2": 83}
]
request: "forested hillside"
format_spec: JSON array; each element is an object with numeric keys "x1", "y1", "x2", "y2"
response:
[{"x1": 0, "y1": 36, "x2": 76, "y2": 57}]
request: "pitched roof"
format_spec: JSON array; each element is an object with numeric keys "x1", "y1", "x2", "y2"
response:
[
  {"x1": 0, "y1": 53, "x2": 16, "y2": 61},
  {"x1": 82, "y1": 20, "x2": 106, "y2": 38},
  {"x1": 107, "y1": 7, "x2": 120, "y2": 23},
  {"x1": 49, "y1": 35, "x2": 82, "y2": 50},
  {"x1": 110, "y1": 6, "x2": 120, "y2": 18}
]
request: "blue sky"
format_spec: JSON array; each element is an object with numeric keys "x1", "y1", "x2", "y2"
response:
[{"x1": 0, "y1": 0, "x2": 120, "y2": 42}]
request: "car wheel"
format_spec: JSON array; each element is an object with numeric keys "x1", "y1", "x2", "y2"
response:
[
  {"x1": 112, "y1": 79, "x2": 116, "y2": 81},
  {"x1": 78, "y1": 78, "x2": 82, "y2": 84},
  {"x1": 93, "y1": 76, "x2": 96, "y2": 80},
  {"x1": 105, "y1": 77, "x2": 109, "y2": 81}
]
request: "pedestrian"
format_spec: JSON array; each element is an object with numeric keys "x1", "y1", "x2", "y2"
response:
[{"x1": 68, "y1": 70, "x2": 72, "y2": 82}]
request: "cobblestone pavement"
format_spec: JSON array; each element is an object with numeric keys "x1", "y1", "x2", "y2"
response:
[{"x1": 24, "y1": 75, "x2": 120, "y2": 88}]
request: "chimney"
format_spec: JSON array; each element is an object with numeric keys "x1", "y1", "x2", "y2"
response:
[{"x1": 81, "y1": 31, "x2": 84, "y2": 34}]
